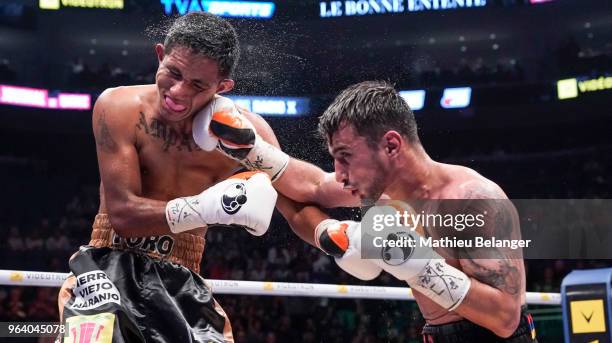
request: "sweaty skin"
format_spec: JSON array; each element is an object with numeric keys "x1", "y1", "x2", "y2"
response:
[
  {"x1": 94, "y1": 84, "x2": 239, "y2": 238},
  {"x1": 278, "y1": 165, "x2": 526, "y2": 337},
  {"x1": 278, "y1": 124, "x2": 525, "y2": 338},
  {"x1": 404, "y1": 166, "x2": 526, "y2": 331},
  {"x1": 93, "y1": 45, "x2": 355, "y2": 239}
]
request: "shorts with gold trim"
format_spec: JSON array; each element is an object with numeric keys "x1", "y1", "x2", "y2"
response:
[{"x1": 57, "y1": 246, "x2": 233, "y2": 342}]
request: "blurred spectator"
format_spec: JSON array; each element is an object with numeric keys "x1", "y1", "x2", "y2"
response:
[
  {"x1": 6, "y1": 287, "x2": 27, "y2": 321},
  {"x1": 0, "y1": 58, "x2": 17, "y2": 82},
  {"x1": 27, "y1": 288, "x2": 57, "y2": 320},
  {"x1": 8, "y1": 226, "x2": 25, "y2": 252}
]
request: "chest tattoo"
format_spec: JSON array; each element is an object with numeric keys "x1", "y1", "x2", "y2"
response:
[{"x1": 136, "y1": 112, "x2": 201, "y2": 152}]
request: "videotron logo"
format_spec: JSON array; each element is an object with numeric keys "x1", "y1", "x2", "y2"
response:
[
  {"x1": 9, "y1": 272, "x2": 24, "y2": 282},
  {"x1": 40, "y1": 0, "x2": 60, "y2": 9},
  {"x1": 39, "y1": 0, "x2": 124, "y2": 10},
  {"x1": 557, "y1": 75, "x2": 612, "y2": 100},
  {"x1": 557, "y1": 78, "x2": 578, "y2": 100}
]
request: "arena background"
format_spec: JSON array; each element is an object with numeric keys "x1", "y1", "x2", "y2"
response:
[{"x1": 0, "y1": 0, "x2": 610, "y2": 342}]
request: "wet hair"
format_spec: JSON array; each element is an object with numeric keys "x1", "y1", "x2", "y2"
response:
[
  {"x1": 318, "y1": 80, "x2": 420, "y2": 146},
  {"x1": 164, "y1": 12, "x2": 240, "y2": 78}
]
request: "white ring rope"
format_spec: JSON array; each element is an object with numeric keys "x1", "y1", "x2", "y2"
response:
[{"x1": 0, "y1": 269, "x2": 561, "y2": 305}]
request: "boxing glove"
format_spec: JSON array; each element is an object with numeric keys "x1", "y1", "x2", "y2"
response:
[
  {"x1": 315, "y1": 219, "x2": 383, "y2": 281},
  {"x1": 165, "y1": 171, "x2": 277, "y2": 236},
  {"x1": 365, "y1": 202, "x2": 471, "y2": 311},
  {"x1": 193, "y1": 96, "x2": 289, "y2": 182}
]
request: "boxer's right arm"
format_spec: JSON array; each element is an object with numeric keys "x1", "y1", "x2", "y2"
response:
[
  {"x1": 276, "y1": 195, "x2": 382, "y2": 280},
  {"x1": 93, "y1": 88, "x2": 173, "y2": 237}
]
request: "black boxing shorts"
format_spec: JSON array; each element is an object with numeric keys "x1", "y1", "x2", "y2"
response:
[
  {"x1": 421, "y1": 307, "x2": 537, "y2": 343},
  {"x1": 57, "y1": 214, "x2": 233, "y2": 343}
]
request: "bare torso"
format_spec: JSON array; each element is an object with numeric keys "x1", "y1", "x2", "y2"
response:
[
  {"x1": 97, "y1": 84, "x2": 241, "y2": 238},
  {"x1": 410, "y1": 164, "x2": 526, "y2": 325}
]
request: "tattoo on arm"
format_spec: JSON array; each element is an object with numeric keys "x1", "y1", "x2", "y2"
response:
[
  {"x1": 97, "y1": 110, "x2": 118, "y2": 153},
  {"x1": 463, "y1": 259, "x2": 521, "y2": 296},
  {"x1": 460, "y1": 181, "x2": 522, "y2": 296}
]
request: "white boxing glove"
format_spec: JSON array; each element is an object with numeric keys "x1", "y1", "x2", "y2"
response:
[
  {"x1": 315, "y1": 219, "x2": 382, "y2": 281},
  {"x1": 360, "y1": 202, "x2": 471, "y2": 311},
  {"x1": 192, "y1": 95, "x2": 289, "y2": 182},
  {"x1": 369, "y1": 230, "x2": 471, "y2": 311},
  {"x1": 165, "y1": 171, "x2": 277, "y2": 236}
]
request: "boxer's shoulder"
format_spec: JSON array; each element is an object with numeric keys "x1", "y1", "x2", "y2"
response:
[
  {"x1": 95, "y1": 85, "x2": 154, "y2": 113},
  {"x1": 443, "y1": 164, "x2": 507, "y2": 199},
  {"x1": 93, "y1": 86, "x2": 154, "y2": 146},
  {"x1": 96, "y1": 85, "x2": 155, "y2": 117}
]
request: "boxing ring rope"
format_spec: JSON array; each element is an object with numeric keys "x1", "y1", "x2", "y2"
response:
[{"x1": 0, "y1": 269, "x2": 561, "y2": 305}]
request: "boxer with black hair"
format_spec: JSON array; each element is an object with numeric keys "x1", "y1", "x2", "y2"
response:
[{"x1": 57, "y1": 12, "x2": 357, "y2": 343}]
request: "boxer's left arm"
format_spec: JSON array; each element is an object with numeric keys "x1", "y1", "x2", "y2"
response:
[
  {"x1": 193, "y1": 97, "x2": 358, "y2": 208},
  {"x1": 367, "y1": 183, "x2": 523, "y2": 338},
  {"x1": 450, "y1": 185, "x2": 524, "y2": 338},
  {"x1": 242, "y1": 110, "x2": 359, "y2": 208}
]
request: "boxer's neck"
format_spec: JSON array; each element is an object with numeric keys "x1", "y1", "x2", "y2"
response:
[{"x1": 385, "y1": 146, "x2": 446, "y2": 200}]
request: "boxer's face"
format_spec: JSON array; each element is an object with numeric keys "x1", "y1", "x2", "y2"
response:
[
  {"x1": 155, "y1": 44, "x2": 234, "y2": 122},
  {"x1": 329, "y1": 124, "x2": 389, "y2": 204}
]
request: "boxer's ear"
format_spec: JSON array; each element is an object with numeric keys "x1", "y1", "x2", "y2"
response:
[
  {"x1": 216, "y1": 79, "x2": 235, "y2": 94},
  {"x1": 155, "y1": 44, "x2": 165, "y2": 63},
  {"x1": 382, "y1": 131, "x2": 402, "y2": 157}
]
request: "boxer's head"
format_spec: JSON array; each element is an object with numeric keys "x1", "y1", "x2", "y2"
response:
[
  {"x1": 155, "y1": 12, "x2": 240, "y2": 121},
  {"x1": 319, "y1": 81, "x2": 420, "y2": 203}
]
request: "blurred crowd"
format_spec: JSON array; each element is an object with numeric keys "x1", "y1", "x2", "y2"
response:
[{"x1": 2, "y1": 34, "x2": 610, "y2": 97}]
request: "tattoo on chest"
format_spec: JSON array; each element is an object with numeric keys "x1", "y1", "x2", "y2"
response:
[{"x1": 136, "y1": 112, "x2": 201, "y2": 152}]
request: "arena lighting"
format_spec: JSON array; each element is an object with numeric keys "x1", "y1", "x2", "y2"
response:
[
  {"x1": 39, "y1": 0, "x2": 124, "y2": 10},
  {"x1": 0, "y1": 84, "x2": 47, "y2": 108},
  {"x1": 399, "y1": 90, "x2": 426, "y2": 111},
  {"x1": 161, "y1": 0, "x2": 275, "y2": 18},
  {"x1": 0, "y1": 84, "x2": 91, "y2": 110},
  {"x1": 320, "y1": 0, "x2": 487, "y2": 18},
  {"x1": 56, "y1": 93, "x2": 92, "y2": 110},
  {"x1": 440, "y1": 87, "x2": 472, "y2": 109},
  {"x1": 228, "y1": 96, "x2": 310, "y2": 116}
]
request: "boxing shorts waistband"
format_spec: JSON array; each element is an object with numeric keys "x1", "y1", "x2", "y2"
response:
[
  {"x1": 422, "y1": 306, "x2": 537, "y2": 342},
  {"x1": 88, "y1": 214, "x2": 205, "y2": 273}
]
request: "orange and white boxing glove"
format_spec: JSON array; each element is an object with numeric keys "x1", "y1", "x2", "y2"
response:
[
  {"x1": 316, "y1": 214, "x2": 471, "y2": 311},
  {"x1": 165, "y1": 171, "x2": 276, "y2": 236},
  {"x1": 315, "y1": 219, "x2": 383, "y2": 280},
  {"x1": 193, "y1": 96, "x2": 289, "y2": 182}
]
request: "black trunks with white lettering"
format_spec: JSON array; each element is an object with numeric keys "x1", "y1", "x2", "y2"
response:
[{"x1": 58, "y1": 246, "x2": 232, "y2": 343}]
